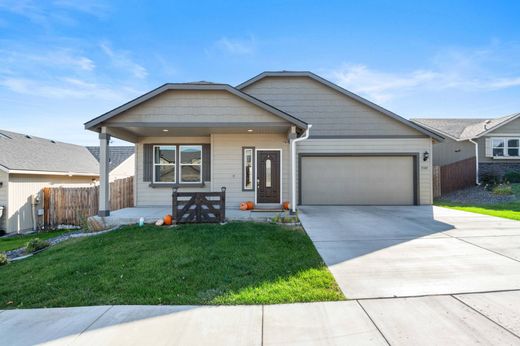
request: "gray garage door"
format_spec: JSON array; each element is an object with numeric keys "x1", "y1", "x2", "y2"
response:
[{"x1": 300, "y1": 156, "x2": 415, "y2": 205}]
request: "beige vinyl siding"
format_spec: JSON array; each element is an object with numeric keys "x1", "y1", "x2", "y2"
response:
[
  {"x1": 7, "y1": 174, "x2": 96, "y2": 233},
  {"x1": 135, "y1": 137, "x2": 211, "y2": 206},
  {"x1": 242, "y1": 76, "x2": 424, "y2": 137},
  {"x1": 212, "y1": 133, "x2": 290, "y2": 208},
  {"x1": 107, "y1": 90, "x2": 286, "y2": 125},
  {"x1": 432, "y1": 138, "x2": 476, "y2": 166},
  {"x1": 109, "y1": 153, "x2": 135, "y2": 182},
  {"x1": 296, "y1": 138, "x2": 433, "y2": 205},
  {"x1": 0, "y1": 170, "x2": 8, "y2": 231},
  {"x1": 478, "y1": 118, "x2": 520, "y2": 163}
]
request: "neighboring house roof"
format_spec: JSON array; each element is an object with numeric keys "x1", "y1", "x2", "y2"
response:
[
  {"x1": 84, "y1": 82, "x2": 308, "y2": 131},
  {"x1": 413, "y1": 112, "x2": 520, "y2": 140},
  {"x1": 86, "y1": 146, "x2": 134, "y2": 172},
  {"x1": 237, "y1": 71, "x2": 444, "y2": 141},
  {"x1": 0, "y1": 129, "x2": 99, "y2": 175}
]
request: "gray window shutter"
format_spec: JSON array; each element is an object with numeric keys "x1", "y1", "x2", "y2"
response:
[
  {"x1": 485, "y1": 138, "x2": 493, "y2": 157},
  {"x1": 143, "y1": 144, "x2": 153, "y2": 182},
  {"x1": 203, "y1": 144, "x2": 211, "y2": 182}
]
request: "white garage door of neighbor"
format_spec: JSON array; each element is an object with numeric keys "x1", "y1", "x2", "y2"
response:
[{"x1": 301, "y1": 156, "x2": 415, "y2": 205}]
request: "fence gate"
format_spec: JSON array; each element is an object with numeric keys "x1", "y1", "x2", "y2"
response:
[{"x1": 172, "y1": 187, "x2": 226, "y2": 223}]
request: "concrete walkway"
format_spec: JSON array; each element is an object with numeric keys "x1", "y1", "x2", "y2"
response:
[
  {"x1": 1, "y1": 290, "x2": 519, "y2": 345},
  {"x1": 299, "y1": 206, "x2": 520, "y2": 299}
]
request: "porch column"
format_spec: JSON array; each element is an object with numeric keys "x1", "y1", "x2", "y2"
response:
[{"x1": 98, "y1": 132, "x2": 111, "y2": 216}]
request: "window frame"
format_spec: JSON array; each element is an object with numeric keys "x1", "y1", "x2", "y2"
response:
[
  {"x1": 492, "y1": 137, "x2": 520, "y2": 158},
  {"x1": 179, "y1": 145, "x2": 203, "y2": 184},
  {"x1": 242, "y1": 147, "x2": 255, "y2": 191},
  {"x1": 152, "y1": 145, "x2": 177, "y2": 184}
]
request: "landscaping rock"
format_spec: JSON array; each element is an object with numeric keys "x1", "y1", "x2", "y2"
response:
[
  {"x1": 440, "y1": 185, "x2": 517, "y2": 204},
  {"x1": 155, "y1": 219, "x2": 164, "y2": 226}
]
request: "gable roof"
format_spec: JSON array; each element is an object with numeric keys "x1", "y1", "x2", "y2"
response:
[
  {"x1": 413, "y1": 112, "x2": 520, "y2": 140},
  {"x1": 84, "y1": 83, "x2": 308, "y2": 131},
  {"x1": 237, "y1": 71, "x2": 444, "y2": 141},
  {"x1": 0, "y1": 129, "x2": 99, "y2": 175},
  {"x1": 86, "y1": 146, "x2": 134, "y2": 172}
]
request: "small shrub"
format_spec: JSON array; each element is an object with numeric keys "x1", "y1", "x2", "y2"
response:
[
  {"x1": 25, "y1": 238, "x2": 50, "y2": 253},
  {"x1": 0, "y1": 253, "x2": 7, "y2": 266},
  {"x1": 492, "y1": 184, "x2": 513, "y2": 196},
  {"x1": 504, "y1": 171, "x2": 520, "y2": 184},
  {"x1": 480, "y1": 173, "x2": 501, "y2": 187}
]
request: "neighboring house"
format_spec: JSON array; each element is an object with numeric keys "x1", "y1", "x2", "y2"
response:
[
  {"x1": 413, "y1": 113, "x2": 520, "y2": 181},
  {"x1": 0, "y1": 129, "x2": 99, "y2": 233},
  {"x1": 84, "y1": 71, "x2": 442, "y2": 216},
  {"x1": 87, "y1": 146, "x2": 135, "y2": 181}
]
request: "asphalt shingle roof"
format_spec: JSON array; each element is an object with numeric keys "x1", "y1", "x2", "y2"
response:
[
  {"x1": 0, "y1": 129, "x2": 99, "y2": 174},
  {"x1": 86, "y1": 146, "x2": 134, "y2": 172},
  {"x1": 413, "y1": 113, "x2": 520, "y2": 140}
]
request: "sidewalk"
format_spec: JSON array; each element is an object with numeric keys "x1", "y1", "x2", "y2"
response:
[{"x1": 1, "y1": 290, "x2": 519, "y2": 345}]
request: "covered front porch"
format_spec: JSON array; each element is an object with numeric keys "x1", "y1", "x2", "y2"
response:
[
  {"x1": 84, "y1": 83, "x2": 309, "y2": 219},
  {"x1": 103, "y1": 206, "x2": 285, "y2": 226}
]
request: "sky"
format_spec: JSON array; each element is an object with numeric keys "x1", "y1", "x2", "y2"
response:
[{"x1": 1, "y1": 0, "x2": 520, "y2": 146}]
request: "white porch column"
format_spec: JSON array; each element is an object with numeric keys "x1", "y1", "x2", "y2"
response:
[{"x1": 98, "y1": 131, "x2": 111, "y2": 216}]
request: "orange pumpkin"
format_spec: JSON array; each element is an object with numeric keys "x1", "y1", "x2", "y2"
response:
[
  {"x1": 246, "y1": 201, "x2": 254, "y2": 210},
  {"x1": 239, "y1": 202, "x2": 248, "y2": 211},
  {"x1": 163, "y1": 214, "x2": 173, "y2": 225},
  {"x1": 282, "y1": 201, "x2": 290, "y2": 210}
]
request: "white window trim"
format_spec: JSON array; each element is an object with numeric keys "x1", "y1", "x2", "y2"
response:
[
  {"x1": 254, "y1": 148, "x2": 283, "y2": 205},
  {"x1": 243, "y1": 147, "x2": 255, "y2": 191},
  {"x1": 153, "y1": 145, "x2": 176, "y2": 184},
  {"x1": 492, "y1": 137, "x2": 520, "y2": 159},
  {"x1": 179, "y1": 145, "x2": 203, "y2": 184}
]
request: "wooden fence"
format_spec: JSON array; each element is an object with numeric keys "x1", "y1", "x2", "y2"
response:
[
  {"x1": 43, "y1": 176, "x2": 134, "y2": 227},
  {"x1": 432, "y1": 157, "x2": 476, "y2": 198}
]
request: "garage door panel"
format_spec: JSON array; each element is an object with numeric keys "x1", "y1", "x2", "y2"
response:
[{"x1": 301, "y1": 156, "x2": 415, "y2": 205}]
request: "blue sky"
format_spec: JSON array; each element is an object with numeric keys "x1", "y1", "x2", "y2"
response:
[{"x1": 1, "y1": 0, "x2": 520, "y2": 145}]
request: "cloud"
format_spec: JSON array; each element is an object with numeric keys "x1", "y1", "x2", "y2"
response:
[
  {"x1": 213, "y1": 36, "x2": 256, "y2": 55},
  {"x1": 330, "y1": 45, "x2": 520, "y2": 103},
  {"x1": 100, "y1": 42, "x2": 148, "y2": 79}
]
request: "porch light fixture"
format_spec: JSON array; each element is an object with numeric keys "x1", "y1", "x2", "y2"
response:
[
  {"x1": 423, "y1": 151, "x2": 429, "y2": 162},
  {"x1": 247, "y1": 129, "x2": 253, "y2": 132},
  {"x1": 162, "y1": 129, "x2": 169, "y2": 132}
]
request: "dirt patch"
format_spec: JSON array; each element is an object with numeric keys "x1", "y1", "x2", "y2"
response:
[{"x1": 438, "y1": 185, "x2": 518, "y2": 204}]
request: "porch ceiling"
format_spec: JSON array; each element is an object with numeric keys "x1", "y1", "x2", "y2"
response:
[{"x1": 105, "y1": 122, "x2": 293, "y2": 142}]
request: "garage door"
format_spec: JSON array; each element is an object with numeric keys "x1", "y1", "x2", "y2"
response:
[{"x1": 300, "y1": 156, "x2": 416, "y2": 205}]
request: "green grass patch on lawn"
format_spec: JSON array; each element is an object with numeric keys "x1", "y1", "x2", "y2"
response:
[
  {"x1": 435, "y1": 183, "x2": 520, "y2": 221},
  {"x1": 0, "y1": 222, "x2": 344, "y2": 308},
  {"x1": 0, "y1": 229, "x2": 76, "y2": 253}
]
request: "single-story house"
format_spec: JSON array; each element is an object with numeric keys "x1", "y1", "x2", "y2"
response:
[
  {"x1": 87, "y1": 146, "x2": 135, "y2": 181},
  {"x1": 84, "y1": 71, "x2": 442, "y2": 216},
  {"x1": 0, "y1": 129, "x2": 99, "y2": 233},
  {"x1": 413, "y1": 112, "x2": 520, "y2": 181}
]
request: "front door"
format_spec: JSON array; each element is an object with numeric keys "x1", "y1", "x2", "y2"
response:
[{"x1": 257, "y1": 150, "x2": 281, "y2": 204}]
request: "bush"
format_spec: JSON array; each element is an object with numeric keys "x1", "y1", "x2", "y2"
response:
[
  {"x1": 504, "y1": 171, "x2": 520, "y2": 184},
  {"x1": 25, "y1": 238, "x2": 50, "y2": 253},
  {"x1": 0, "y1": 253, "x2": 7, "y2": 266},
  {"x1": 480, "y1": 173, "x2": 501, "y2": 186},
  {"x1": 492, "y1": 184, "x2": 513, "y2": 196}
]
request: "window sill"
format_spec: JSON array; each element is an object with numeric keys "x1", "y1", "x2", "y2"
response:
[
  {"x1": 149, "y1": 183, "x2": 206, "y2": 188},
  {"x1": 492, "y1": 156, "x2": 520, "y2": 160}
]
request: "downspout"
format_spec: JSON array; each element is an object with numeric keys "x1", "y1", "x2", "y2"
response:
[
  {"x1": 290, "y1": 125, "x2": 312, "y2": 213},
  {"x1": 469, "y1": 139, "x2": 479, "y2": 185}
]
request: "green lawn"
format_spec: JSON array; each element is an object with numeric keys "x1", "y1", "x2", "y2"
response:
[
  {"x1": 435, "y1": 184, "x2": 520, "y2": 221},
  {"x1": 0, "y1": 222, "x2": 344, "y2": 308},
  {"x1": 0, "y1": 229, "x2": 75, "y2": 252}
]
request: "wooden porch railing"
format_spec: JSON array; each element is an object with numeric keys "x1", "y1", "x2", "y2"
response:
[{"x1": 172, "y1": 187, "x2": 226, "y2": 223}]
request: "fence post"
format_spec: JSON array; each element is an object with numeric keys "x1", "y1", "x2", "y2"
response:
[
  {"x1": 220, "y1": 187, "x2": 226, "y2": 223},
  {"x1": 172, "y1": 187, "x2": 178, "y2": 223}
]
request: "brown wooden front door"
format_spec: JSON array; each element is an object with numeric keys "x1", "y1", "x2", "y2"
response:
[{"x1": 257, "y1": 150, "x2": 280, "y2": 204}]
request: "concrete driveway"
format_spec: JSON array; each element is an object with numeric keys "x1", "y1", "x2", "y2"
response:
[{"x1": 299, "y1": 206, "x2": 520, "y2": 299}]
